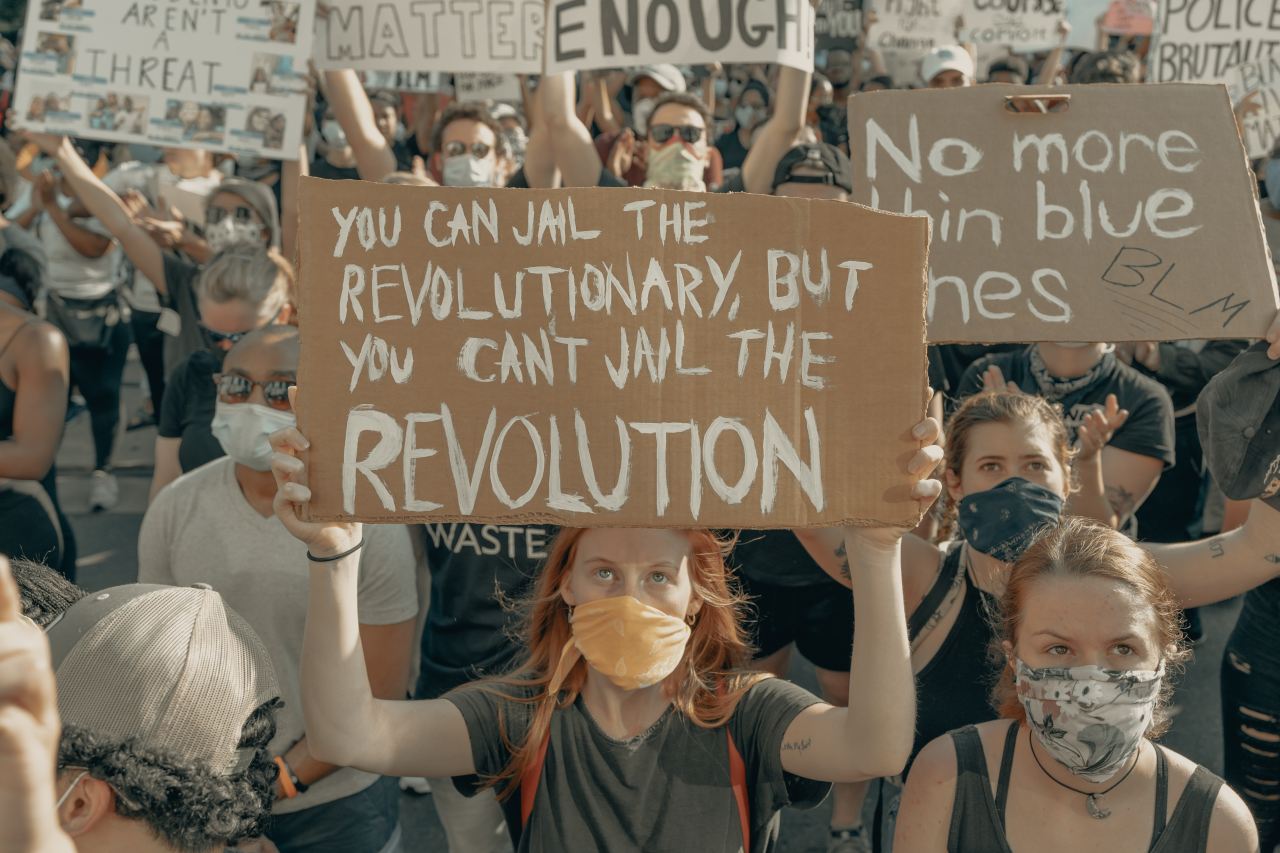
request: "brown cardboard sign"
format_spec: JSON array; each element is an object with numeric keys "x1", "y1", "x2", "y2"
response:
[
  {"x1": 295, "y1": 178, "x2": 931, "y2": 528},
  {"x1": 849, "y1": 83, "x2": 1280, "y2": 343}
]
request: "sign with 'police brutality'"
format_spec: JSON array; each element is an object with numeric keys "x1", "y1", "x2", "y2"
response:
[{"x1": 294, "y1": 178, "x2": 931, "y2": 529}]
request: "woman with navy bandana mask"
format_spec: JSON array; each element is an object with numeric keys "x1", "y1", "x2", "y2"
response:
[{"x1": 803, "y1": 390, "x2": 1280, "y2": 847}]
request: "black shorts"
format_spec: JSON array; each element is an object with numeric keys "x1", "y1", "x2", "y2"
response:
[{"x1": 737, "y1": 572, "x2": 853, "y2": 672}]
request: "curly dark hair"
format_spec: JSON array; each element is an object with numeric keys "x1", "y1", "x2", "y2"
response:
[
  {"x1": 648, "y1": 91, "x2": 714, "y2": 138},
  {"x1": 10, "y1": 557, "x2": 84, "y2": 627},
  {"x1": 0, "y1": 244, "x2": 45, "y2": 309},
  {"x1": 58, "y1": 698, "x2": 283, "y2": 851}
]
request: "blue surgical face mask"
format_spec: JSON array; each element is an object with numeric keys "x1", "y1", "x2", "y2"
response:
[{"x1": 956, "y1": 477, "x2": 1064, "y2": 563}]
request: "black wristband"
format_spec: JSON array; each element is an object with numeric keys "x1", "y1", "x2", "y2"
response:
[{"x1": 307, "y1": 539, "x2": 364, "y2": 563}]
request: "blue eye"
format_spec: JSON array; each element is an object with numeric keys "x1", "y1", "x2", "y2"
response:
[
  {"x1": 650, "y1": 572, "x2": 670, "y2": 585},
  {"x1": 595, "y1": 568, "x2": 614, "y2": 581}
]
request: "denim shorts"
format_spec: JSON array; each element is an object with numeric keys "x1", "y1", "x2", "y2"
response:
[{"x1": 267, "y1": 775, "x2": 400, "y2": 853}]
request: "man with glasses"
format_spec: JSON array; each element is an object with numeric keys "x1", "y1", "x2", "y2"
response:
[
  {"x1": 639, "y1": 92, "x2": 716, "y2": 191},
  {"x1": 431, "y1": 102, "x2": 513, "y2": 188},
  {"x1": 0, "y1": 554, "x2": 283, "y2": 853}
]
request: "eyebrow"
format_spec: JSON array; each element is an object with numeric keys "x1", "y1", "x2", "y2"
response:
[
  {"x1": 581, "y1": 556, "x2": 680, "y2": 569},
  {"x1": 1031, "y1": 630, "x2": 1143, "y2": 644}
]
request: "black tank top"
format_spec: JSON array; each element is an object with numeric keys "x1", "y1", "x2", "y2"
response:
[
  {"x1": 947, "y1": 723, "x2": 1224, "y2": 853},
  {"x1": 907, "y1": 545, "x2": 1001, "y2": 770}
]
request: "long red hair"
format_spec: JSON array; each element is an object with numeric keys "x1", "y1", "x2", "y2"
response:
[{"x1": 478, "y1": 527, "x2": 768, "y2": 798}]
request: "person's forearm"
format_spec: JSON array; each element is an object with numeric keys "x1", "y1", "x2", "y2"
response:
[
  {"x1": 592, "y1": 77, "x2": 620, "y2": 133},
  {"x1": 0, "y1": 439, "x2": 57, "y2": 481},
  {"x1": 1035, "y1": 46, "x2": 1064, "y2": 84},
  {"x1": 1155, "y1": 501, "x2": 1280, "y2": 607},
  {"x1": 844, "y1": 534, "x2": 914, "y2": 776},
  {"x1": 742, "y1": 64, "x2": 811, "y2": 195},
  {"x1": 1065, "y1": 454, "x2": 1117, "y2": 527},
  {"x1": 301, "y1": 554, "x2": 382, "y2": 768},
  {"x1": 541, "y1": 72, "x2": 602, "y2": 188},
  {"x1": 13, "y1": 205, "x2": 37, "y2": 230},
  {"x1": 280, "y1": 736, "x2": 339, "y2": 793},
  {"x1": 47, "y1": 206, "x2": 111, "y2": 258},
  {"x1": 324, "y1": 70, "x2": 396, "y2": 182},
  {"x1": 50, "y1": 139, "x2": 134, "y2": 237}
]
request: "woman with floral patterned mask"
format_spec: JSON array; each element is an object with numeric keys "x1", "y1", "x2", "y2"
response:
[{"x1": 895, "y1": 518, "x2": 1258, "y2": 853}]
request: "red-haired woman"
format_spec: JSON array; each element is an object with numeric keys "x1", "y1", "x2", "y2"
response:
[
  {"x1": 894, "y1": 519, "x2": 1258, "y2": 852},
  {"x1": 268, "y1": 410, "x2": 944, "y2": 852}
]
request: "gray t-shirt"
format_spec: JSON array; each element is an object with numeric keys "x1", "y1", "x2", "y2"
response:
[
  {"x1": 137, "y1": 457, "x2": 419, "y2": 814},
  {"x1": 446, "y1": 676, "x2": 830, "y2": 852}
]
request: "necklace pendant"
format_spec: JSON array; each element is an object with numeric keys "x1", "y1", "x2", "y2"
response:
[{"x1": 1086, "y1": 794, "x2": 1111, "y2": 820}]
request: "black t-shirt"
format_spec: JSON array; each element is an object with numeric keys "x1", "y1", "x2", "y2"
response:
[
  {"x1": 505, "y1": 167, "x2": 627, "y2": 189},
  {"x1": 309, "y1": 158, "x2": 361, "y2": 182},
  {"x1": 956, "y1": 347, "x2": 1176, "y2": 468},
  {"x1": 446, "y1": 676, "x2": 829, "y2": 853},
  {"x1": 928, "y1": 344, "x2": 1023, "y2": 402},
  {"x1": 716, "y1": 131, "x2": 751, "y2": 172},
  {"x1": 731, "y1": 529, "x2": 829, "y2": 588},
  {"x1": 415, "y1": 523, "x2": 556, "y2": 699},
  {"x1": 158, "y1": 349, "x2": 224, "y2": 473},
  {"x1": 159, "y1": 252, "x2": 207, "y2": 379}
]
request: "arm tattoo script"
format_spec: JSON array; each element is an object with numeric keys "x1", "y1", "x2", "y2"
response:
[
  {"x1": 781, "y1": 738, "x2": 812, "y2": 751},
  {"x1": 1209, "y1": 539, "x2": 1225, "y2": 559},
  {"x1": 834, "y1": 541, "x2": 851, "y2": 580},
  {"x1": 1106, "y1": 484, "x2": 1137, "y2": 521}
]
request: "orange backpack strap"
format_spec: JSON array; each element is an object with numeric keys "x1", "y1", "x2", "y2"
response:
[
  {"x1": 727, "y1": 726, "x2": 750, "y2": 851},
  {"x1": 519, "y1": 726, "x2": 552, "y2": 831}
]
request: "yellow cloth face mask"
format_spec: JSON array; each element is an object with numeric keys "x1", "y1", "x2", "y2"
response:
[{"x1": 548, "y1": 595, "x2": 692, "y2": 692}]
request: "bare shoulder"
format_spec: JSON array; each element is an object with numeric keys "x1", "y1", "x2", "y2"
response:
[
  {"x1": 15, "y1": 318, "x2": 68, "y2": 365},
  {"x1": 1157, "y1": 747, "x2": 1259, "y2": 853},
  {"x1": 909, "y1": 729, "x2": 960, "y2": 784},
  {"x1": 1206, "y1": 777, "x2": 1259, "y2": 853},
  {"x1": 895, "y1": 732, "x2": 960, "y2": 851},
  {"x1": 901, "y1": 533, "x2": 944, "y2": 611}
]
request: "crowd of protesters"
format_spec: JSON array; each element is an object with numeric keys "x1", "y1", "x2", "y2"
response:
[{"x1": 5, "y1": 6, "x2": 1280, "y2": 853}]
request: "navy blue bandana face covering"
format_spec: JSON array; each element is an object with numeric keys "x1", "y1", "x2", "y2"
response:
[{"x1": 957, "y1": 477, "x2": 1064, "y2": 563}]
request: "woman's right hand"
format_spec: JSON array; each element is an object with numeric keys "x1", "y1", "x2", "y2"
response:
[{"x1": 269, "y1": 394, "x2": 361, "y2": 557}]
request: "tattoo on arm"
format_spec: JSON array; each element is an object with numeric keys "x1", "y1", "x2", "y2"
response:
[
  {"x1": 1105, "y1": 484, "x2": 1137, "y2": 521},
  {"x1": 781, "y1": 738, "x2": 812, "y2": 752},
  {"x1": 834, "y1": 542, "x2": 851, "y2": 580},
  {"x1": 1266, "y1": 554, "x2": 1280, "y2": 565},
  {"x1": 1209, "y1": 539, "x2": 1225, "y2": 559}
]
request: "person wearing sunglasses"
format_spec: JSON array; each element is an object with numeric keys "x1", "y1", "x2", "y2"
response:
[
  {"x1": 641, "y1": 91, "x2": 717, "y2": 192},
  {"x1": 150, "y1": 245, "x2": 294, "y2": 503},
  {"x1": 139, "y1": 324, "x2": 419, "y2": 853},
  {"x1": 431, "y1": 101, "x2": 513, "y2": 188}
]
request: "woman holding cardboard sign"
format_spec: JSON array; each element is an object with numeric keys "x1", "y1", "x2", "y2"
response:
[{"x1": 267, "y1": 397, "x2": 942, "y2": 853}]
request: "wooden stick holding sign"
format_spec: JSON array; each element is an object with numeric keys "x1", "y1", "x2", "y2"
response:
[
  {"x1": 295, "y1": 178, "x2": 931, "y2": 529},
  {"x1": 849, "y1": 83, "x2": 1280, "y2": 343}
]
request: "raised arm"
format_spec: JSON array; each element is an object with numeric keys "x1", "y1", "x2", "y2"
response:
[
  {"x1": 536, "y1": 71, "x2": 604, "y2": 188},
  {"x1": 742, "y1": 63, "x2": 811, "y2": 195},
  {"x1": 28, "y1": 134, "x2": 164, "y2": 287},
  {"x1": 780, "y1": 415, "x2": 943, "y2": 783},
  {"x1": 270, "y1": 420, "x2": 475, "y2": 778},
  {"x1": 323, "y1": 70, "x2": 397, "y2": 182},
  {"x1": 1150, "y1": 499, "x2": 1280, "y2": 608}
]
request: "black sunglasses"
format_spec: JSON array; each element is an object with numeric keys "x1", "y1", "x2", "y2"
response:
[
  {"x1": 213, "y1": 373, "x2": 294, "y2": 410},
  {"x1": 649, "y1": 124, "x2": 704, "y2": 145},
  {"x1": 443, "y1": 140, "x2": 492, "y2": 159}
]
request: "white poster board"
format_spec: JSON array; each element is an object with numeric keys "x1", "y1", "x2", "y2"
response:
[
  {"x1": 1152, "y1": 0, "x2": 1278, "y2": 84},
  {"x1": 1230, "y1": 59, "x2": 1280, "y2": 159},
  {"x1": 868, "y1": 0, "x2": 962, "y2": 54},
  {"x1": 15, "y1": 0, "x2": 313, "y2": 159},
  {"x1": 544, "y1": 0, "x2": 816, "y2": 74},
  {"x1": 962, "y1": 0, "x2": 1065, "y2": 52},
  {"x1": 454, "y1": 73, "x2": 521, "y2": 103},
  {"x1": 315, "y1": 0, "x2": 544, "y2": 73},
  {"x1": 361, "y1": 71, "x2": 449, "y2": 93}
]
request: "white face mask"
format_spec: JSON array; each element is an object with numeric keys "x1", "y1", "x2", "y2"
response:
[
  {"x1": 631, "y1": 98, "x2": 656, "y2": 136},
  {"x1": 443, "y1": 154, "x2": 496, "y2": 188},
  {"x1": 735, "y1": 105, "x2": 765, "y2": 130},
  {"x1": 321, "y1": 119, "x2": 348, "y2": 149},
  {"x1": 211, "y1": 401, "x2": 296, "y2": 471},
  {"x1": 644, "y1": 142, "x2": 706, "y2": 192}
]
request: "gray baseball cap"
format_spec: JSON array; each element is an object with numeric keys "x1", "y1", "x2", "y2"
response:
[
  {"x1": 46, "y1": 583, "x2": 280, "y2": 775},
  {"x1": 1197, "y1": 342, "x2": 1280, "y2": 507}
]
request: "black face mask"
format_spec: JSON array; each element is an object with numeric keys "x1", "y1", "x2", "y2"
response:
[{"x1": 956, "y1": 477, "x2": 1064, "y2": 563}]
